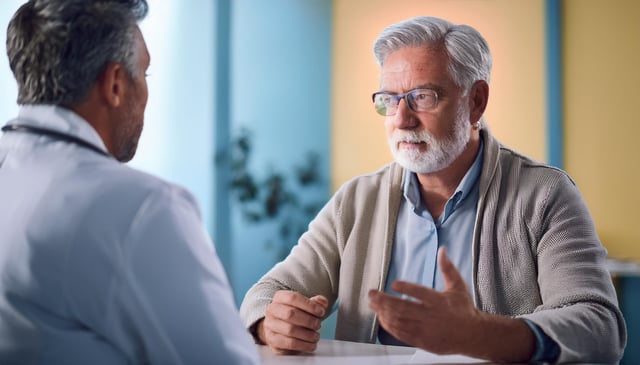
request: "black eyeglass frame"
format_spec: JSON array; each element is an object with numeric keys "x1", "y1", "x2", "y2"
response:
[{"x1": 371, "y1": 88, "x2": 439, "y2": 116}]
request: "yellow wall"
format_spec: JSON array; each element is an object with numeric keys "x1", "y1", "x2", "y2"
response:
[
  {"x1": 564, "y1": 0, "x2": 640, "y2": 260},
  {"x1": 331, "y1": 0, "x2": 546, "y2": 189}
]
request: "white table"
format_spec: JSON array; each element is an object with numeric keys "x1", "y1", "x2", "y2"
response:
[
  {"x1": 607, "y1": 257, "x2": 640, "y2": 277},
  {"x1": 257, "y1": 339, "x2": 487, "y2": 365}
]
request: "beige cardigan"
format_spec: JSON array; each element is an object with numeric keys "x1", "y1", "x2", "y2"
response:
[{"x1": 240, "y1": 129, "x2": 626, "y2": 363}]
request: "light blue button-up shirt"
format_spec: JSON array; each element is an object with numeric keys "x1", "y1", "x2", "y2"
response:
[
  {"x1": 385, "y1": 141, "x2": 484, "y2": 294},
  {"x1": 378, "y1": 140, "x2": 483, "y2": 345}
]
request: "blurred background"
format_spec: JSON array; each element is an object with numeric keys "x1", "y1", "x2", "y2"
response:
[{"x1": 1, "y1": 0, "x2": 638, "y2": 362}]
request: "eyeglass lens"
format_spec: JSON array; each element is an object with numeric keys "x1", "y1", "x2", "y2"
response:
[{"x1": 372, "y1": 89, "x2": 438, "y2": 116}]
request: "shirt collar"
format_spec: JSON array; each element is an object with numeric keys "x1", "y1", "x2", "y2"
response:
[
  {"x1": 7, "y1": 104, "x2": 108, "y2": 154},
  {"x1": 402, "y1": 137, "x2": 485, "y2": 217}
]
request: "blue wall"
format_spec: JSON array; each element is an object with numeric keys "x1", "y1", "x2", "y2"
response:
[
  {"x1": 135, "y1": 0, "x2": 332, "y2": 309},
  {"x1": 620, "y1": 278, "x2": 640, "y2": 365},
  {"x1": 133, "y1": 1, "x2": 216, "y2": 230},
  {"x1": 2, "y1": 0, "x2": 218, "y2": 232},
  {"x1": 226, "y1": 0, "x2": 332, "y2": 304}
]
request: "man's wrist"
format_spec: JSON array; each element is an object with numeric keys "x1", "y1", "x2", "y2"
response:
[
  {"x1": 522, "y1": 319, "x2": 560, "y2": 364},
  {"x1": 462, "y1": 312, "x2": 537, "y2": 363}
]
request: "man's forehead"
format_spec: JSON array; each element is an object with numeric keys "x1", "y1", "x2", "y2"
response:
[
  {"x1": 378, "y1": 47, "x2": 450, "y2": 91},
  {"x1": 135, "y1": 27, "x2": 151, "y2": 65}
]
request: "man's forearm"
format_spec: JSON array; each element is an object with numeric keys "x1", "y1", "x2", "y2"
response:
[{"x1": 461, "y1": 314, "x2": 536, "y2": 363}]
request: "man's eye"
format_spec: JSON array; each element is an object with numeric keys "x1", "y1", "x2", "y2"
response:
[{"x1": 383, "y1": 95, "x2": 395, "y2": 104}]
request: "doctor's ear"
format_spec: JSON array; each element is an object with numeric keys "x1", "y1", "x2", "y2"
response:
[{"x1": 97, "y1": 62, "x2": 127, "y2": 108}]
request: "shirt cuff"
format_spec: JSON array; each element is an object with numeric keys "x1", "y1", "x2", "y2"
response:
[
  {"x1": 248, "y1": 319, "x2": 267, "y2": 345},
  {"x1": 523, "y1": 318, "x2": 560, "y2": 364}
]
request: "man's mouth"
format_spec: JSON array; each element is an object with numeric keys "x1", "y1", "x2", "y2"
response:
[{"x1": 398, "y1": 140, "x2": 425, "y2": 149}]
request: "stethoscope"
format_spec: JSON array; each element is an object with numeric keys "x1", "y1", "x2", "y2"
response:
[{"x1": 1, "y1": 124, "x2": 111, "y2": 158}]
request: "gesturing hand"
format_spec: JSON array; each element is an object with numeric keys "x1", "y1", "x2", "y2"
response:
[
  {"x1": 368, "y1": 247, "x2": 482, "y2": 355},
  {"x1": 257, "y1": 290, "x2": 328, "y2": 354}
]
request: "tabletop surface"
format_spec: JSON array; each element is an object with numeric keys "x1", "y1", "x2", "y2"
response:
[
  {"x1": 257, "y1": 339, "x2": 491, "y2": 365},
  {"x1": 607, "y1": 257, "x2": 640, "y2": 276},
  {"x1": 257, "y1": 339, "x2": 618, "y2": 365}
]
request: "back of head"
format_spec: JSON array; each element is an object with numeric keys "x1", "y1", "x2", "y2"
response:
[
  {"x1": 373, "y1": 16, "x2": 492, "y2": 91},
  {"x1": 6, "y1": 0, "x2": 149, "y2": 106}
]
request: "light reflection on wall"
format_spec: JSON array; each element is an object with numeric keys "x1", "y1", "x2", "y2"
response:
[
  {"x1": 0, "y1": 1, "x2": 215, "y2": 233},
  {"x1": 133, "y1": 0, "x2": 215, "y2": 230}
]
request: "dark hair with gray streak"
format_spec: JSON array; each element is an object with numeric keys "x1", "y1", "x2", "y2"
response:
[
  {"x1": 373, "y1": 16, "x2": 492, "y2": 92},
  {"x1": 6, "y1": 0, "x2": 148, "y2": 106}
]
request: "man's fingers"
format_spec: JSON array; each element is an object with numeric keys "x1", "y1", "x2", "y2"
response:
[
  {"x1": 273, "y1": 290, "x2": 326, "y2": 317},
  {"x1": 266, "y1": 302, "x2": 323, "y2": 330},
  {"x1": 262, "y1": 291, "x2": 329, "y2": 355},
  {"x1": 309, "y1": 294, "x2": 329, "y2": 310},
  {"x1": 368, "y1": 289, "x2": 424, "y2": 314},
  {"x1": 389, "y1": 280, "x2": 438, "y2": 303},
  {"x1": 376, "y1": 314, "x2": 414, "y2": 344},
  {"x1": 382, "y1": 248, "x2": 468, "y2": 303},
  {"x1": 437, "y1": 247, "x2": 467, "y2": 291},
  {"x1": 264, "y1": 315, "x2": 321, "y2": 343},
  {"x1": 370, "y1": 290, "x2": 423, "y2": 346},
  {"x1": 264, "y1": 328, "x2": 319, "y2": 354}
]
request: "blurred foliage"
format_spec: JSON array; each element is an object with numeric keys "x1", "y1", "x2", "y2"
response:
[{"x1": 225, "y1": 127, "x2": 325, "y2": 259}]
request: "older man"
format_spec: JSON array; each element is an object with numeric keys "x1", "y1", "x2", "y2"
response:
[
  {"x1": 240, "y1": 16, "x2": 626, "y2": 363},
  {"x1": 0, "y1": 1, "x2": 259, "y2": 364}
]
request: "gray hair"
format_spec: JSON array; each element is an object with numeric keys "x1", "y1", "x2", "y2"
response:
[
  {"x1": 373, "y1": 16, "x2": 492, "y2": 91},
  {"x1": 6, "y1": 0, "x2": 149, "y2": 106}
]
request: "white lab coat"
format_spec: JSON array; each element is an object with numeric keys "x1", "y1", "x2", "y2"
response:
[{"x1": 0, "y1": 105, "x2": 259, "y2": 365}]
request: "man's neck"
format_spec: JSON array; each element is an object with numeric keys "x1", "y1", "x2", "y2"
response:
[{"x1": 416, "y1": 136, "x2": 481, "y2": 219}]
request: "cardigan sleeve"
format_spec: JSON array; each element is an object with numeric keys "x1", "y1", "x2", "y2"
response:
[
  {"x1": 239, "y1": 187, "x2": 345, "y2": 331},
  {"x1": 518, "y1": 172, "x2": 626, "y2": 363}
]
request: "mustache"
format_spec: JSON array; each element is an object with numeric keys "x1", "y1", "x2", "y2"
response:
[{"x1": 391, "y1": 130, "x2": 433, "y2": 144}]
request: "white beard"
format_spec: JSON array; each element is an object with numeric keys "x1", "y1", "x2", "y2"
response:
[{"x1": 388, "y1": 105, "x2": 471, "y2": 174}]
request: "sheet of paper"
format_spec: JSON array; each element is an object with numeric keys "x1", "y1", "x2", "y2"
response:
[{"x1": 410, "y1": 349, "x2": 486, "y2": 364}]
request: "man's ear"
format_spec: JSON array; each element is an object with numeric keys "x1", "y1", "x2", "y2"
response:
[
  {"x1": 97, "y1": 62, "x2": 126, "y2": 108},
  {"x1": 468, "y1": 80, "x2": 489, "y2": 124}
]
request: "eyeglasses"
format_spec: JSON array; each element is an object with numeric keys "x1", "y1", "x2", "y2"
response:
[{"x1": 371, "y1": 88, "x2": 439, "y2": 116}]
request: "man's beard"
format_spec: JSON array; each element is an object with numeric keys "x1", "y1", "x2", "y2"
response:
[
  {"x1": 114, "y1": 98, "x2": 144, "y2": 163},
  {"x1": 388, "y1": 105, "x2": 471, "y2": 174},
  {"x1": 115, "y1": 119, "x2": 142, "y2": 163}
]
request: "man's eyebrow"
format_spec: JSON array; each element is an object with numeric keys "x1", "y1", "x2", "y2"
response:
[
  {"x1": 376, "y1": 83, "x2": 445, "y2": 95},
  {"x1": 412, "y1": 83, "x2": 445, "y2": 94}
]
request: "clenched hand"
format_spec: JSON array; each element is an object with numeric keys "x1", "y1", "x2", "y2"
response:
[{"x1": 257, "y1": 290, "x2": 328, "y2": 354}]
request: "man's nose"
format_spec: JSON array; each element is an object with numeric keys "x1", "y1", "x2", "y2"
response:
[{"x1": 391, "y1": 98, "x2": 419, "y2": 129}]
